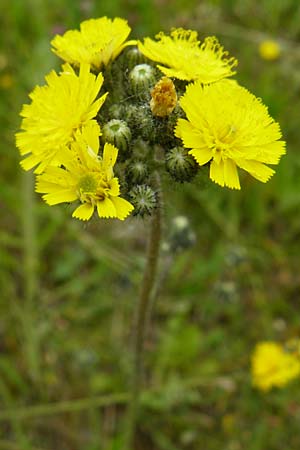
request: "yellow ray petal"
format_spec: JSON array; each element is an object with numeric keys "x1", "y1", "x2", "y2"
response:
[
  {"x1": 72, "y1": 203, "x2": 94, "y2": 221},
  {"x1": 157, "y1": 65, "x2": 193, "y2": 81},
  {"x1": 108, "y1": 178, "x2": 120, "y2": 197},
  {"x1": 189, "y1": 148, "x2": 213, "y2": 166},
  {"x1": 224, "y1": 159, "x2": 240, "y2": 190},
  {"x1": 175, "y1": 119, "x2": 206, "y2": 149},
  {"x1": 20, "y1": 154, "x2": 44, "y2": 171},
  {"x1": 97, "y1": 197, "x2": 117, "y2": 218},
  {"x1": 235, "y1": 159, "x2": 275, "y2": 183},
  {"x1": 102, "y1": 143, "x2": 118, "y2": 170},
  {"x1": 210, "y1": 160, "x2": 225, "y2": 187},
  {"x1": 111, "y1": 197, "x2": 134, "y2": 220},
  {"x1": 43, "y1": 189, "x2": 77, "y2": 205},
  {"x1": 81, "y1": 121, "x2": 101, "y2": 154}
]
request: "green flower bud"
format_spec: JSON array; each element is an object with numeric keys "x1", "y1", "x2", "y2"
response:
[
  {"x1": 153, "y1": 104, "x2": 185, "y2": 147},
  {"x1": 129, "y1": 184, "x2": 157, "y2": 217},
  {"x1": 128, "y1": 64, "x2": 157, "y2": 102},
  {"x1": 165, "y1": 215, "x2": 196, "y2": 253},
  {"x1": 103, "y1": 61, "x2": 124, "y2": 102},
  {"x1": 126, "y1": 160, "x2": 149, "y2": 186},
  {"x1": 141, "y1": 104, "x2": 184, "y2": 149},
  {"x1": 102, "y1": 119, "x2": 132, "y2": 158},
  {"x1": 165, "y1": 146, "x2": 198, "y2": 182},
  {"x1": 165, "y1": 104, "x2": 186, "y2": 136},
  {"x1": 124, "y1": 104, "x2": 155, "y2": 141},
  {"x1": 108, "y1": 103, "x2": 126, "y2": 120},
  {"x1": 123, "y1": 47, "x2": 147, "y2": 70},
  {"x1": 131, "y1": 139, "x2": 152, "y2": 159}
]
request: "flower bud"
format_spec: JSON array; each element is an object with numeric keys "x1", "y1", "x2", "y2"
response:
[
  {"x1": 126, "y1": 160, "x2": 149, "y2": 185},
  {"x1": 165, "y1": 146, "x2": 198, "y2": 182},
  {"x1": 128, "y1": 64, "x2": 157, "y2": 102},
  {"x1": 166, "y1": 215, "x2": 196, "y2": 253},
  {"x1": 108, "y1": 103, "x2": 126, "y2": 120},
  {"x1": 123, "y1": 47, "x2": 147, "y2": 70},
  {"x1": 149, "y1": 104, "x2": 185, "y2": 148},
  {"x1": 124, "y1": 104, "x2": 155, "y2": 141},
  {"x1": 150, "y1": 77, "x2": 177, "y2": 117},
  {"x1": 102, "y1": 119, "x2": 132, "y2": 158},
  {"x1": 103, "y1": 61, "x2": 123, "y2": 101},
  {"x1": 131, "y1": 139, "x2": 152, "y2": 159},
  {"x1": 129, "y1": 184, "x2": 157, "y2": 217}
]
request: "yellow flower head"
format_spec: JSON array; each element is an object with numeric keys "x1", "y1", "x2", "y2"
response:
[
  {"x1": 16, "y1": 63, "x2": 107, "y2": 174},
  {"x1": 175, "y1": 80, "x2": 286, "y2": 189},
  {"x1": 259, "y1": 39, "x2": 281, "y2": 61},
  {"x1": 35, "y1": 122, "x2": 134, "y2": 221},
  {"x1": 138, "y1": 28, "x2": 237, "y2": 83},
  {"x1": 251, "y1": 342, "x2": 300, "y2": 391},
  {"x1": 51, "y1": 17, "x2": 136, "y2": 70}
]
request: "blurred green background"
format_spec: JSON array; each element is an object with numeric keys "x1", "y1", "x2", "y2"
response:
[{"x1": 1, "y1": 0, "x2": 300, "y2": 449}]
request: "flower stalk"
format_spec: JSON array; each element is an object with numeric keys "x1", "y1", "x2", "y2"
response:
[{"x1": 124, "y1": 173, "x2": 162, "y2": 449}]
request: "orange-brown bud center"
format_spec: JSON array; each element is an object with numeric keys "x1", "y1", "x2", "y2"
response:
[{"x1": 150, "y1": 77, "x2": 177, "y2": 117}]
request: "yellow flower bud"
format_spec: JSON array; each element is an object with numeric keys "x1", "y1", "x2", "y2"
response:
[{"x1": 150, "y1": 77, "x2": 177, "y2": 117}]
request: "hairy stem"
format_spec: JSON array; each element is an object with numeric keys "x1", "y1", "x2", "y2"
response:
[{"x1": 124, "y1": 174, "x2": 162, "y2": 449}]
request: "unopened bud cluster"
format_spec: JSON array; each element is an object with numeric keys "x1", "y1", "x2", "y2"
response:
[{"x1": 98, "y1": 47, "x2": 200, "y2": 217}]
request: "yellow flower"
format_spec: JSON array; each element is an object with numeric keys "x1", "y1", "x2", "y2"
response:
[
  {"x1": 138, "y1": 29, "x2": 237, "y2": 82},
  {"x1": 175, "y1": 80, "x2": 286, "y2": 189},
  {"x1": 35, "y1": 122, "x2": 134, "y2": 221},
  {"x1": 51, "y1": 17, "x2": 136, "y2": 70},
  {"x1": 251, "y1": 342, "x2": 300, "y2": 391},
  {"x1": 259, "y1": 39, "x2": 281, "y2": 61},
  {"x1": 0, "y1": 73, "x2": 14, "y2": 89},
  {"x1": 16, "y1": 63, "x2": 107, "y2": 174}
]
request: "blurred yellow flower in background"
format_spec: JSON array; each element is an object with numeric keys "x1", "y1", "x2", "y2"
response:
[
  {"x1": 51, "y1": 17, "x2": 136, "y2": 70},
  {"x1": 16, "y1": 63, "x2": 107, "y2": 174},
  {"x1": 259, "y1": 39, "x2": 281, "y2": 61},
  {"x1": 251, "y1": 341, "x2": 300, "y2": 391},
  {"x1": 0, "y1": 73, "x2": 14, "y2": 89},
  {"x1": 35, "y1": 122, "x2": 134, "y2": 221},
  {"x1": 175, "y1": 80, "x2": 286, "y2": 189},
  {"x1": 138, "y1": 28, "x2": 237, "y2": 83}
]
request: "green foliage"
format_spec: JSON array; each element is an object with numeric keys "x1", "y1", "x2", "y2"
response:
[
  {"x1": 1, "y1": 0, "x2": 300, "y2": 449},
  {"x1": 155, "y1": 317, "x2": 202, "y2": 376}
]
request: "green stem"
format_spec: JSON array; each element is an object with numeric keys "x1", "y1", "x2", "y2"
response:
[
  {"x1": 124, "y1": 174, "x2": 162, "y2": 449},
  {"x1": 0, "y1": 392, "x2": 128, "y2": 422},
  {"x1": 0, "y1": 372, "x2": 246, "y2": 422}
]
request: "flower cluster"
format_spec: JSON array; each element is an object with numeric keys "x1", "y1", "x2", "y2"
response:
[
  {"x1": 251, "y1": 340, "x2": 300, "y2": 391},
  {"x1": 16, "y1": 16, "x2": 286, "y2": 221}
]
